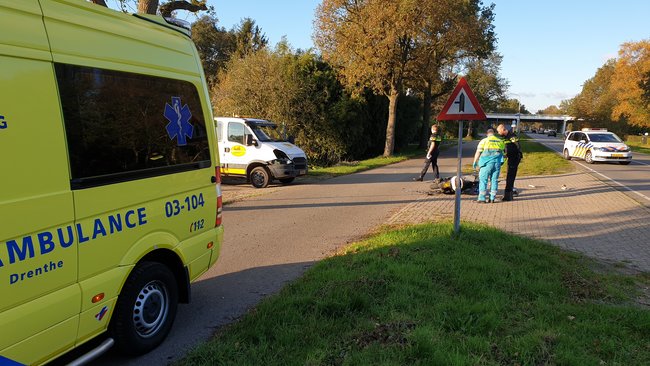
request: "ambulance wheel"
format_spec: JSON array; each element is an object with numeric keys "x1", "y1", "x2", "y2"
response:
[
  {"x1": 619, "y1": 161, "x2": 631, "y2": 165},
  {"x1": 110, "y1": 261, "x2": 178, "y2": 356},
  {"x1": 250, "y1": 166, "x2": 270, "y2": 188},
  {"x1": 279, "y1": 177, "x2": 295, "y2": 184},
  {"x1": 563, "y1": 149, "x2": 572, "y2": 160},
  {"x1": 585, "y1": 151, "x2": 594, "y2": 164}
]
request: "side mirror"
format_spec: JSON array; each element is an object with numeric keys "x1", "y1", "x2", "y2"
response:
[{"x1": 245, "y1": 134, "x2": 258, "y2": 146}]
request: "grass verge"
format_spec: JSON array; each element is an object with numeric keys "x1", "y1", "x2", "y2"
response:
[
  {"x1": 308, "y1": 144, "x2": 449, "y2": 178},
  {"x1": 463, "y1": 139, "x2": 575, "y2": 176},
  {"x1": 178, "y1": 222, "x2": 650, "y2": 366},
  {"x1": 626, "y1": 141, "x2": 650, "y2": 155}
]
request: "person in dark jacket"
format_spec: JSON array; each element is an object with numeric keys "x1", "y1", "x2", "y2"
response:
[
  {"x1": 497, "y1": 123, "x2": 523, "y2": 201},
  {"x1": 413, "y1": 125, "x2": 442, "y2": 181}
]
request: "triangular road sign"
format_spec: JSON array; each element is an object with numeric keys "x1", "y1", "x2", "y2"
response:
[{"x1": 437, "y1": 77, "x2": 486, "y2": 121}]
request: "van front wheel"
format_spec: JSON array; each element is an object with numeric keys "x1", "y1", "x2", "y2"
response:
[
  {"x1": 250, "y1": 167, "x2": 270, "y2": 188},
  {"x1": 110, "y1": 262, "x2": 178, "y2": 356}
]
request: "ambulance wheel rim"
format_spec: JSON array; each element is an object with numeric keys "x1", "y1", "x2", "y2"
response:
[{"x1": 132, "y1": 280, "x2": 169, "y2": 338}]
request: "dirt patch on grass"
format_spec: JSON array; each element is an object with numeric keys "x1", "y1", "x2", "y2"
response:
[{"x1": 354, "y1": 321, "x2": 417, "y2": 349}]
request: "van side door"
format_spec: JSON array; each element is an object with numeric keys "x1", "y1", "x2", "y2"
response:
[
  {"x1": 0, "y1": 1, "x2": 80, "y2": 364},
  {"x1": 221, "y1": 121, "x2": 250, "y2": 176}
]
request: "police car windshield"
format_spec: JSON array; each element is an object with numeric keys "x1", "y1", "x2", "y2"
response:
[
  {"x1": 588, "y1": 133, "x2": 622, "y2": 143},
  {"x1": 250, "y1": 124, "x2": 282, "y2": 142}
]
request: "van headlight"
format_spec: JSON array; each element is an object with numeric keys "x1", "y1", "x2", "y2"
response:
[
  {"x1": 273, "y1": 149, "x2": 292, "y2": 164},
  {"x1": 621, "y1": 146, "x2": 630, "y2": 152},
  {"x1": 594, "y1": 147, "x2": 608, "y2": 152}
]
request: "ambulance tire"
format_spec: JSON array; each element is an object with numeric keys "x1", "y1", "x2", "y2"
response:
[
  {"x1": 584, "y1": 151, "x2": 594, "y2": 164},
  {"x1": 279, "y1": 177, "x2": 295, "y2": 184},
  {"x1": 619, "y1": 161, "x2": 631, "y2": 165},
  {"x1": 110, "y1": 261, "x2": 178, "y2": 356},
  {"x1": 563, "y1": 149, "x2": 571, "y2": 160},
  {"x1": 250, "y1": 166, "x2": 270, "y2": 188}
]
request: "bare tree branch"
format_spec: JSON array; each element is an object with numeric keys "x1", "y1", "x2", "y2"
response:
[
  {"x1": 89, "y1": 0, "x2": 108, "y2": 7},
  {"x1": 160, "y1": 1, "x2": 207, "y2": 17}
]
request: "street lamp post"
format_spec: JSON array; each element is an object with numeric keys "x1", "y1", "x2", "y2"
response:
[{"x1": 508, "y1": 93, "x2": 522, "y2": 134}]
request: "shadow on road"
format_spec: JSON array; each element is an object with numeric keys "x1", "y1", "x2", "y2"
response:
[
  {"x1": 86, "y1": 261, "x2": 316, "y2": 366},
  {"x1": 224, "y1": 198, "x2": 422, "y2": 212}
]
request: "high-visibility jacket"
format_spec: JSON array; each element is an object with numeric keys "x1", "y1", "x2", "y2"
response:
[
  {"x1": 428, "y1": 133, "x2": 442, "y2": 152},
  {"x1": 502, "y1": 131, "x2": 522, "y2": 161},
  {"x1": 477, "y1": 134, "x2": 505, "y2": 166}
]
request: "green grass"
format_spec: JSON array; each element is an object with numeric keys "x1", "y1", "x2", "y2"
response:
[
  {"x1": 463, "y1": 139, "x2": 574, "y2": 176},
  {"x1": 516, "y1": 140, "x2": 574, "y2": 176},
  {"x1": 626, "y1": 141, "x2": 650, "y2": 155},
  {"x1": 178, "y1": 222, "x2": 650, "y2": 366}
]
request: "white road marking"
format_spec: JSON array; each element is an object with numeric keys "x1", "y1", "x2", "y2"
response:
[
  {"x1": 573, "y1": 160, "x2": 650, "y2": 202},
  {"x1": 545, "y1": 141, "x2": 650, "y2": 203},
  {"x1": 631, "y1": 158, "x2": 650, "y2": 166}
]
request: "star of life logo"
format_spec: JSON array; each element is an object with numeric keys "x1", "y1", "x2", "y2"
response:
[
  {"x1": 164, "y1": 97, "x2": 194, "y2": 146},
  {"x1": 95, "y1": 306, "x2": 108, "y2": 321}
]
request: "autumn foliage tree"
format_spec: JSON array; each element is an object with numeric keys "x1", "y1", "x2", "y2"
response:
[
  {"x1": 314, "y1": 0, "x2": 496, "y2": 156},
  {"x1": 611, "y1": 40, "x2": 650, "y2": 129},
  {"x1": 315, "y1": 0, "x2": 424, "y2": 156},
  {"x1": 410, "y1": 0, "x2": 496, "y2": 145}
]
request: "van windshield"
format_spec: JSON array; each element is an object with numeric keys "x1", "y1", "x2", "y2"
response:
[
  {"x1": 250, "y1": 124, "x2": 283, "y2": 142},
  {"x1": 588, "y1": 133, "x2": 622, "y2": 143}
]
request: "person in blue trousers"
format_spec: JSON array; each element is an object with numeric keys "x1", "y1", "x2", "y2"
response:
[{"x1": 472, "y1": 128, "x2": 505, "y2": 203}]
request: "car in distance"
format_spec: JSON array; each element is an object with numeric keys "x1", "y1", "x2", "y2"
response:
[
  {"x1": 563, "y1": 128, "x2": 632, "y2": 165},
  {"x1": 547, "y1": 129, "x2": 557, "y2": 137}
]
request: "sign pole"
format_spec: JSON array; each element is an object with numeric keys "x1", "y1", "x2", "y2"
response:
[
  {"x1": 436, "y1": 77, "x2": 485, "y2": 237},
  {"x1": 453, "y1": 120, "x2": 463, "y2": 235}
]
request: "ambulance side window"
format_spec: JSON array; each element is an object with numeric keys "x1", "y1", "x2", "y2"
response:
[
  {"x1": 228, "y1": 123, "x2": 244, "y2": 144},
  {"x1": 55, "y1": 63, "x2": 211, "y2": 189}
]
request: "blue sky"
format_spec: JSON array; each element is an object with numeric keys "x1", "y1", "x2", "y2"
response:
[{"x1": 199, "y1": 1, "x2": 650, "y2": 113}]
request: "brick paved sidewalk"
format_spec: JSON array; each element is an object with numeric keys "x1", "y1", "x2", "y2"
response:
[{"x1": 388, "y1": 172, "x2": 650, "y2": 272}]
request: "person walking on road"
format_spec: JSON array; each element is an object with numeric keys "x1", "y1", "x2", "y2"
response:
[
  {"x1": 413, "y1": 125, "x2": 442, "y2": 182},
  {"x1": 472, "y1": 128, "x2": 505, "y2": 203},
  {"x1": 497, "y1": 123, "x2": 523, "y2": 201}
]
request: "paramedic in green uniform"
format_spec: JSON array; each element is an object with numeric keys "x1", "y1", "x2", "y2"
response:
[{"x1": 472, "y1": 128, "x2": 505, "y2": 203}]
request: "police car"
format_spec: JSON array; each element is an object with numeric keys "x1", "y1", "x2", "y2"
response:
[{"x1": 563, "y1": 128, "x2": 632, "y2": 165}]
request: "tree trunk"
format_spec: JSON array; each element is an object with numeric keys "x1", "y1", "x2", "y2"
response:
[
  {"x1": 383, "y1": 87, "x2": 399, "y2": 157},
  {"x1": 160, "y1": 1, "x2": 208, "y2": 17},
  {"x1": 466, "y1": 120, "x2": 473, "y2": 138},
  {"x1": 138, "y1": 0, "x2": 159, "y2": 15},
  {"x1": 419, "y1": 81, "x2": 432, "y2": 149}
]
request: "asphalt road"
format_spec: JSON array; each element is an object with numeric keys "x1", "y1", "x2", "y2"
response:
[
  {"x1": 92, "y1": 148, "x2": 455, "y2": 365},
  {"x1": 60, "y1": 134, "x2": 648, "y2": 365},
  {"x1": 529, "y1": 132, "x2": 650, "y2": 208}
]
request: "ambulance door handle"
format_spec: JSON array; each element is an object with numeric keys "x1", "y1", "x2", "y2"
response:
[
  {"x1": 224, "y1": 147, "x2": 230, "y2": 152},
  {"x1": 211, "y1": 176, "x2": 217, "y2": 183}
]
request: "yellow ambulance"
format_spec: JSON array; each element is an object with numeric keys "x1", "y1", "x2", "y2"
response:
[{"x1": 0, "y1": 1, "x2": 223, "y2": 364}]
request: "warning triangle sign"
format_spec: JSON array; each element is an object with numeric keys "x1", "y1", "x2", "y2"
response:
[{"x1": 437, "y1": 77, "x2": 486, "y2": 121}]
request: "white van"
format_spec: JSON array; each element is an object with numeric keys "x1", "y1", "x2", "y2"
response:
[{"x1": 215, "y1": 117, "x2": 308, "y2": 188}]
